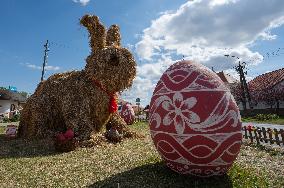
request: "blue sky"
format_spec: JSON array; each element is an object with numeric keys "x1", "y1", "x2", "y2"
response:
[{"x1": 1, "y1": 0, "x2": 284, "y2": 106}]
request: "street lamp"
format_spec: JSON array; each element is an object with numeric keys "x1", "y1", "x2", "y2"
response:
[{"x1": 136, "y1": 98, "x2": 141, "y2": 121}]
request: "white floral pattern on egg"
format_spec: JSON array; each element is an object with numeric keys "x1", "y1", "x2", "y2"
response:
[{"x1": 149, "y1": 60, "x2": 242, "y2": 177}]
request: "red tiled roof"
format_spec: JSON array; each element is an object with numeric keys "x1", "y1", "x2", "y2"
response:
[
  {"x1": 248, "y1": 68, "x2": 284, "y2": 91},
  {"x1": 0, "y1": 88, "x2": 27, "y2": 102}
]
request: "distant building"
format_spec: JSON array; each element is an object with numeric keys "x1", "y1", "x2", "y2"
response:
[
  {"x1": 132, "y1": 105, "x2": 141, "y2": 114},
  {"x1": 0, "y1": 88, "x2": 27, "y2": 119},
  {"x1": 223, "y1": 68, "x2": 284, "y2": 114},
  {"x1": 248, "y1": 68, "x2": 284, "y2": 114}
]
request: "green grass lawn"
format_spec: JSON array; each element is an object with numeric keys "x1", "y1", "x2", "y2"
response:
[
  {"x1": 0, "y1": 126, "x2": 5, "y2": 134},
  {"x1": 242, "y1": 116, "x2": 284, "y2": 125},
  {"x1": 0, "y1": 122, "x2": 281, "y2": 187}
]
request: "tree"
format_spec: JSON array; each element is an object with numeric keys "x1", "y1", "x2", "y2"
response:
[{"x1": 18, "y1": 91, "x2": 28, "y2": 98}]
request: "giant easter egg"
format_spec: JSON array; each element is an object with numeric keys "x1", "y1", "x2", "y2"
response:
[
  {"x1": 120, "y1": 103, "x2": 135, "y2": 125},
  {"x1": 149, "y1": 60, "x2": 242, "y2": 177}
]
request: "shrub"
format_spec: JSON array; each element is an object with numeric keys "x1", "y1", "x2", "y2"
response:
[
  {"x1": 269, "y1": 113, "x2": 279, "y2": 120},
  {"x1": 2, "y1": 114, "x2": 20, "y2": 123},
  {"x1": 255, "y1": 114, "x2": 279, "y2": 121},
  {"x1": 3, "y1": 117, "x2": 10, "y2": 123},
  {"x1": 11, "y1": 114, "x2": 20, "y2": 122}
]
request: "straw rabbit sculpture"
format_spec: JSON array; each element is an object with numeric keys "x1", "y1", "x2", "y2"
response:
[{"x1": 18, "y1": 15, "x2": 136, "y2": 145}]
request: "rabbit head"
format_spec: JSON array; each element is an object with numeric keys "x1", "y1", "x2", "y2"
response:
[{"x1": 80, "y1": 15, "x2": 136, "y2": 93}]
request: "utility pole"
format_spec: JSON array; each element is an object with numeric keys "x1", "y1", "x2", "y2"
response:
[
  {"x1": 234, "y1": 61, "x2": 251, "y2": 112},
  {"x1": 225, "y1": 55, "x2": 252, "y2": 113},
  {"x1": 41, "y1": 40, "x2": 49, "y2": 82}
]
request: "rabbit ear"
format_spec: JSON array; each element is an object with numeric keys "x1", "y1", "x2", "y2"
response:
[
  {"x1": 80, "y1": 15, "x2": 106, "y2": 51},
  {"x1": 106, "y1": 25, "x2": 121, "y2": 47}
]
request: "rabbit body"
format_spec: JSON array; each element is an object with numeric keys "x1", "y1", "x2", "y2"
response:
[
  {"x1": 19, "y1": 71, "x2": 110, "y2": 140},
  {"x1": 18, "y1": 15, "x2": 136, "y2": 141}
]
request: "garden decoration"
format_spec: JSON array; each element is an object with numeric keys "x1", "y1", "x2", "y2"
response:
[
  {"x1": 120, "y1": 103, "x2": 135, "y2": 125},
  {"x1": 105, "y1": 111, "x2": 140, "y2": 143},
  {"x1": 149, "y1": 60, "x2": 242, "y2": 177},
  {"x1": 18, "y1": 14, "x2": 137, "y2": 150},
  {"x1": 5, "y1": 124, "x2": 17, "y2": 138}
]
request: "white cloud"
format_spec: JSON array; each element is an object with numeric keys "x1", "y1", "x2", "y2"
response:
[
  {"x1": 126, "y1": 43, "x2": 134, "y2": 52},
  {"x1": 135, "y1": 36, "x2": 158, "y2": 61},
  {"x1": 127, "y1": 0, "x2": 284, "y2": 106},
  {"x1": 121, "y1": 55, "x2": 176, "y2": 106},
  {"x1": 25, "y1": 63, "x2": 41, "y2": 70},
  {"x1": 72, "y1": 0, "x2": 90, "y2": 6},
  {"x1": 21, "y1": 63, "x2": 60, "y2": 71},
  {"x1": 45, "y1": 65, "x2": 60, "y2": 71},
  {"x1": 121, "y1": 76, "x2": 156, "y2": 106},
  {"x1": 135, "y1": 0, "x2": 284, "y2": 61},
  {"x1": 197, "y1": 47, "x2": 263, "y2": 72}
]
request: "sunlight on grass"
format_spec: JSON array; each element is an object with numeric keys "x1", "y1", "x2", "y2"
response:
[
  {"x1": 0, "y1": 122, "x2": 281, "y2": 187},
  {"x1": 0, "y1": 126, "x2": 5, "y2": 134}
]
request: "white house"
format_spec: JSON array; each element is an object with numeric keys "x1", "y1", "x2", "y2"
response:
[
  {"x1": 0, "y1": 88, "x2": 26, "y2": 119},
  {"x1": 217, "y1": 69, "x2": 284, "y2": 114},
  {"x1": 247, "y1": 68, "x2": 284, "y2": 114}
]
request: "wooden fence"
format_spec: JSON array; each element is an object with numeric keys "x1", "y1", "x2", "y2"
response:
[
  {"x1": 242, "y1": 125, "x2": 284, "y2": 146},
  {"x1": 132, "y1": 119, "x2": 284, "y2": 146},
  {"x1": 134, "y1": 117, "x2": 148, "y2": 122}
]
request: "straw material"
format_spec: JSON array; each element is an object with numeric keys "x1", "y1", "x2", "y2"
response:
[{"x1": 18, "y1": 14, "x2": 137, "y2": 149}]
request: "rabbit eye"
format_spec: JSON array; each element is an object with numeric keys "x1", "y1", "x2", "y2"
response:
[{"x1": 109, "y1": 54, "x2": 119, "y2": 66}]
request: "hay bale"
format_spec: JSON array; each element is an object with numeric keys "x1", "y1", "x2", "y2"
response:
[
  {"x1": 105, "y1": 112, "x2": 144, "y2": 142},
  {"x1": 18, "y1": 14, "x2": 137, "y2": 151}
]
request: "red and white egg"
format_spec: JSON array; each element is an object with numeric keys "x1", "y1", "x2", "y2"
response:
[
  {"x1": 120, "y1": 103, "x2": 135, "y2": 125},
  {"x1": 149, "y1": 60, "x2": 242, "y2": 177}
]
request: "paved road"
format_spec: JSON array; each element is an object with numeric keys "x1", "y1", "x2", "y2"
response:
[{"x1": 242, "y1": 122, "x2": 284, "y2": 130}]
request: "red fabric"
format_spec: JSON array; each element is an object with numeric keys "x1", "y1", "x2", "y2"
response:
[
  {"x1": 109, "y1": 96, "x2": 118, "y2": 113},
  {"x1": 64, "y1": 129, "x2": 74, "y2": 140},
  {"x1": 56, "y1": 133, "x2": 66, "y2": 142},
  {"x1": 92, "y1": 78, "x2": 118, "y2": 113},
  {"x1": 56, "y1": 129, "x2": 74, "y2": 143}
]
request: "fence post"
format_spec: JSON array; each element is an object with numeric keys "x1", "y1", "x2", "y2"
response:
[
  {"x1": 253, "y1": 128, "x2": 260, "y2": 145},
  {"x1": 248, "y1": 129, "x2": 253, "y2": 143},
  {"x1": 280, "y1": 129, "x2": 284, "y2": 146},
  {"x1": 274, "y1": 128, "x2": 280, "y2": 146},
  {"x1": 267, "y1": 128, "x2": 274, "y2": 144},
  {"x1": 243, "y1": 126, "x2": 248, "y2": 139},
  {"x1": 257, "y1": 127, "x2": 263, "y2": 142},
  {"x1": 262, "y1": 127, "x2": 268, "y2": 143}
]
